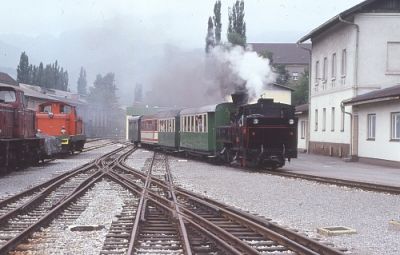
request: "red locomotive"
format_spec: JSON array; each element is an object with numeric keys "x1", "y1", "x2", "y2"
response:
[
  {"x1": 36, "y1": 101, "x2": 86, "y2": 153},
  {"x1": 0, "y1": 84, "x2": 43, "y2": 173}
]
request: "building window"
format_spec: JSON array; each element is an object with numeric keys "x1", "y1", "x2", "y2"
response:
[
  {"x1": 387, "y1": 42, "x2": 400, "y2": 73},
  {"x1": 331, "y1": 107, "x2": 335, "y2": 131},
  {"x1": 367, "y1": 114, "x2": 376, "y2": 140},
  {"x1": 341, "y1": 49, "x2": 347, "y2": 77},
  {"x1": 323, "y1": 57, "x2": 328, "y2": 83},
  {"x1": 331, "y1": 53, "x2": 336, "y2": 88},
  {"x1": 391, "y1": 112, "x2": 400, "y2": 140},
  {"x1": 315, "y1": 109, "x2": 318, "y2": 131},
  {"x1": 322, "y1": 108, "x2": 326, "y2": 131},
  {"x1": 300, "y1": 120, "x2": 306, "y2": 139},
  {"x1": 315, "y1": 61, "x2": 319, "y2": 83},
  {"x1": 292, "y1": 72, "x2": 299, "y2": 81}
]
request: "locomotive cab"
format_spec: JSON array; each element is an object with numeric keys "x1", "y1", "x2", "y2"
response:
[{"x1": 36, "y1": 101, "x2": 86, "y2": 153}]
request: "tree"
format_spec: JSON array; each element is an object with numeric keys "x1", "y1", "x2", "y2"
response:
[
  {"x1": 227, "y1": 0, "x2": 246, "y2": 47},
  {"x1": 259, "y1": 50, "x2": 273, "y2": 65},
  {"x1": 205, "y1": 17, "x2": 215, "y2": 53},
  {"x1": 292, "y1": 69, "x2": 309, "y2": 106},
  {"x1": 77, "y1": 67, "x2": 87, "y2": 95},
  {"x1": 88, "y1": 72, "x2": 119, "y2": 108},
  {"x1": 17, "y1": 52, "x2": 30, "y2": 83},
  {"x1": 275, "y1": 64, "x2": 290, "y2": 85},
  {"x1": 213, "y1": 0, "x2": 222, "y2": 44}
]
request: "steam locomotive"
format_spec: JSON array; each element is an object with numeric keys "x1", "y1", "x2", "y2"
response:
[{"x1": 128, "y1": 93, "x2": 297, "y2": 169}]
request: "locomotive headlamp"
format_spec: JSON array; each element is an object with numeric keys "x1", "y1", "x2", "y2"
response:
[
  {"x1": 289, "y1": 119, "x2": 294, "y2": 125},
  {"x1": 253, "y1": 119, "x2": 259, "y2": 124}
]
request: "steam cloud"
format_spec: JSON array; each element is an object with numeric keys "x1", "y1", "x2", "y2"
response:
[{"x1": 145, "y1": 44, "x2": 275, "y2": 107}]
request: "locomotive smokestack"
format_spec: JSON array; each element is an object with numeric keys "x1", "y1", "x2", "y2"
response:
[{"x1": 231, "y1": 92, "x2": 249, "y2": 106}]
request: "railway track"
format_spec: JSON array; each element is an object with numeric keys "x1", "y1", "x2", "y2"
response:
[
  {"x1": 1, "y1": 146, "x2": 347, "y2": 254},
  {"x1": 0, "y1": 145, "x2": 132, "y2": 254},
  {"x1": 263, "y1": 170, "x2": 400, "y2": 195},
  {"x1": 110, "y1": 151, "x2": 345, "y2": 255}
]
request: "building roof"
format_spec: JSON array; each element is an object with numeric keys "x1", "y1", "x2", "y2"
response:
[
  {"x1": 343, "y1": 85, "x2": 400, "y2": 105},
  {"x1": 298, "y1": 0, "x2": 400, "y2": 43},
  {"x1": 271, "y1": 83, "x2": 295, "y2": 91},
  {"x1": 19, "y1": 83, "x2": 86, "y2": 106},
  {"x1": 295, "y1": 104, "x2": 309, "y2": 114},
  {"x1": 248, "y1": 43, "x2": 311, "y2": 65},
  {"x1": 0, "y1": 72, "x2": 18, "y2": 86},
  {"x1": 18, "y1": 83, "x2": 60, "y2": 101}
]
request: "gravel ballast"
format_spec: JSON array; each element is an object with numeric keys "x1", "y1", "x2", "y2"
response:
[
  {"x1": 125, "y1": 149, "x2": 400, "y2": 255},
  {"x1": 0, "y1": 143, "x2": 122, "y2": 199}
]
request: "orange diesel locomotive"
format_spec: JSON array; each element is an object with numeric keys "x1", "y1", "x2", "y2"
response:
[{"x1": 36, "y1": 101, "x2": 86, "y2": 153}]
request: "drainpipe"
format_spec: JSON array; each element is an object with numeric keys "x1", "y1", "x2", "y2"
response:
[
  {"x1": 338, "y1": 15, "x2": 359, "y2": 96},
  {"x1": 296, "y1": 42, "x2": 312, "y2": 153},
  {"x1": 339, "y1": 15, "x2": 359, "y2": 158}
]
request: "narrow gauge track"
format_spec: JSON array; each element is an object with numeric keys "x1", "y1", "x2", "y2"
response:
[
  {"x1": 0, "y1": 145, "x2": 133, "y2": 254},
  {"x1": 1, "y1": 147, "x2": 346, "y2": 255},
  {"x1": 82, "y1": 140, "x2": 116, "y2": 153},
  {"x1": 262, "y1": 170, "x2": 400, "y2": 195},
  {"x1": 109, "y1": 151, "x2": 345, "y2": 255}
]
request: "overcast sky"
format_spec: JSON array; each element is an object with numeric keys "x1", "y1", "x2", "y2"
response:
[
  {"x1": 0, "y1": 0, "x2": 365, "y2": 105},
  {"x1": 1, "y1": 0, "x2": 364, "y2": 46}
]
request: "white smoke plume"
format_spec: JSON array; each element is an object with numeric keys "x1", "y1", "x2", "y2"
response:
[
  {"x1": 145, "y1": 44, "x2": 276, "y2": 107},
  {"x1": 210, "y1": 45, "x2": 275, "y2": 100}
]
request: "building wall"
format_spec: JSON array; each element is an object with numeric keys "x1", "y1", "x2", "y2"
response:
[
  {"x1": 261, "y1": 89, "x2": 291, "y2": 105},
  {"x1": 310, "y1": 89, "x2": 352, "y2": 144},
  {"x1": 308, "y1": 12, "x2": 400, "y2": 158},
  {"x1": 356, "y1": 13, "x2": 400, "y2": 90},
  {"x1": 355, "y1": 101, "x2": 400, "y2": 161}
]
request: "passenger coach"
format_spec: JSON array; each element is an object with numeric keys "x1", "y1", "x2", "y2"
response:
[{"x1": 179, "y1": 103, "x2": 235, "y2": 156}]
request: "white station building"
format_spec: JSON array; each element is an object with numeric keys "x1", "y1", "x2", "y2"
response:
[{"x1": 297, "y1": 0, "x2": 400, "y2": 167}]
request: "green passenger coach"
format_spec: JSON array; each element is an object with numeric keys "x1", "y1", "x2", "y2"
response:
[
  {"x1": 156, "y1": 109, "x2": 181, "y2": 150},
  {"x1": 179, "y1": 102, "x2": 235, "y2": 155}
]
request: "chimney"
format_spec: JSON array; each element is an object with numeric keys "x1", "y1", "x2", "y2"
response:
[{"x1": 231, "y1": 92, "x2": 248, "y2": 106}]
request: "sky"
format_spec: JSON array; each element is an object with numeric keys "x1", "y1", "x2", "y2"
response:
[{"x1": 0, "y1": 0, "x2": 364, "y2": 105}]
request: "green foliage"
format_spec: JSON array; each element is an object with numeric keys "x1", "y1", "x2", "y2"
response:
[
  {"x1": 292, "y1": 69, "x2": 309, "y2": 106},
  {"x1": 88, "y1": 73, "x2": 119, "y2": 108},
  {"x1": 259, "y1": 50, "x2": 273, "y2": 65},
  {"x1": 227, "y1": 0, "x2": 246, "y2": 47},
  {"x1": 16, "y1": 52, "x2": 69, "y2": 91},
  {"x1": 77, "y1": 67, "x2": 87, "y2": 95},
  {"x1": 213, "y1": 0, "x2": 222, "y2": 44},
  {"x1": 205, "y1": 16, "x2": 215, "y2": 53},
  {"x1": 17, "y1": 52, "x2": 30, "y2": 83},
  {"x1": 275, "y1": 64, "x2": 290, "y2": 85}
]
